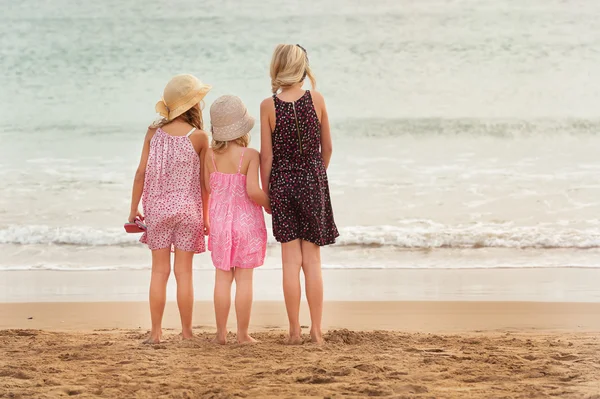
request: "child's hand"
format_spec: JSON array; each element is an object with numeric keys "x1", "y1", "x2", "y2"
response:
[
  {"x1": 128, "y1": 210, "x2": 144, "y2": 223},
  {"x1": 264, "y1": 205, "x2": 272, "y2": 215},
  {"x1": 204, "y1": 221, "x2": 210, "y2": 236}
]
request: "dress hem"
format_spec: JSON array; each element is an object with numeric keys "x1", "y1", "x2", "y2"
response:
[
  {"x1": 213, "y1": 264, "x2": 264, "y2": 271},
  {"x1": 274, "y1": 234, "x2": 338, "y2": 247},
  {"x1": 140, "y1": 241, "x2": 206, "y2": 254}
]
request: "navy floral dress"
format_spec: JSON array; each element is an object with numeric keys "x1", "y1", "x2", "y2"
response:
[{"x1": 269, "y1": 90, "x2": 339, "y2": 246}]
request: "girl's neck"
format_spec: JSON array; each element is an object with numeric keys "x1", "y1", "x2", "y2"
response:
[
  {"x1": 281, "y1": 82, "x2": 304, "y2": 92},
  {"x1": 215, "y1": 142, "x2": 243, "y2": 155}
]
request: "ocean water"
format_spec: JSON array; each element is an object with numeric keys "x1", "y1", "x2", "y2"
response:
[{"x1": 1, "y1": 0, "x2": 600, "y2": 270}]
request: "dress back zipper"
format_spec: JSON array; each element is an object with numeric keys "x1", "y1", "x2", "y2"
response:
[{"x1": 292, "y1": 102, "x2": 302, "y2": 154}]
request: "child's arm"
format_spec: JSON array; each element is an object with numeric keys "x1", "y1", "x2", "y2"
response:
[
  {"x1": 128, "y1": 128, "x2": 154, "y2": 222},
  {"x1": 203, "y1": 148, "x2": 212, "y2": 195},
  {"x1": 259, "y1": 98, "x2": 274, "y2": 194},
  {"x1": 197, "y1": 133, "x2": 210, "y2": 235},
  {"x1": 247, "y1": 150, "x2": 271, "y2": 212},
  {"x1": 313, "y1": 91, "x2": 333, "y2": 169}
]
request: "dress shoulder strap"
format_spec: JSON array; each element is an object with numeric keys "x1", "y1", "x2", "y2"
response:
[
  {"x1": 211, "y1": 151, "x2": 218, "y2": 172},
  {"x1": 237, "y1": 148, "x2": 247, "y2": 173},
  {"x1": 186, "y1": 127, "x2": 196, "y2": 137}
]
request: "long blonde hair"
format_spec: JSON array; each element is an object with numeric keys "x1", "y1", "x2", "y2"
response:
[
  {"x1": 270, "y1": 44, "x2": 316, "y2": 94},
  {"x1": 151, "y1": 103, "x2": 205, "y2": 130}
]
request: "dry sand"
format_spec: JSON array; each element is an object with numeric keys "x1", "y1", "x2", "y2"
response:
[
  {"x1": 1, "y1": 301, "x2": 600, "y2": 398},
  {"x1": 1, "y1": 329, "x2": 599, "y2": 398}
]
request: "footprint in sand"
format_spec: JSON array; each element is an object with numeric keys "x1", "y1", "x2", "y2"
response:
[
  {"x1": 423, "y1": 348, "x2": 445, "y2": 353},
  {"x1": 404, "y1": 347, "x2": 421, "y2": 353},
  {"x1": 98, "y1": 367, "x2": 117, "y2": 373},
  {"x1": 58, "y1": 353, "x2": 75, "y2": 361},
  {"x1": 348, "y1": 383, "x2": 395, "y2": 397},
  {"x1": 330, "y1": 368, "x2": 353, "y2": 376},
  {"x1": 559, "y1": 374, "x2": 581, "y2": 382},
  {"x1": 63, "y1": 387, "x2": 84, "y2": 396},
  {"x1": 15, "y1": 330, "x2": 38, "y2": 337},
  {"x1": 296, "y1": 375, "x2": 336, "y2": 384},
  {"x1": 552, "y1": 354, "x2": 579, "y2": 361},
  {"x1": 43, "y1": 378, "x2": 61, "y2": 386},
  {"x1": 354, "y1": 363, "x2": 385, "y2": 373},
  {"x1": 386, "y1": 371, "x2": 409, "y2": 379},
  {"x1": 336, "y1": 355, "x2": 360, "y2": 362},
  {"x1": 0, "y1": 369, "x2": 32, "y2": 380},
  {"x1": 463, "y1": 376, "x2": 491, "y2": 383},
  {"x1": 397, "y1": 384, "x2": 429, "y2": 394},
  {"x1": 273, "y1": 367, "x2": 292, "y2": 375}
]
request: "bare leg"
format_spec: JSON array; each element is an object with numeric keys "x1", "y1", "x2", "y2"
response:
[
  {"x1": 301, "y1": 240, "x2": 324, "y2": 344},
  {"x1": 234, "y1": 268, "x2": 257, "y2": 344},
  {"x1": 213, "y1": 268, "x2": 234, "y2": 344},
  {"x1": 173, "y1": 249, "x2": 195, "y2": 339},
  {"x1": 146, "y1": 248, "x2": 171, "y2": 344},
  {"x1": 282, "y1": 240, "x2": 303, "y2": 344}
]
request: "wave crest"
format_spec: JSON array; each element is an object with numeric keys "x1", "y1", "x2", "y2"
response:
[{"x1": 1, "y1": 223, "x2": 599, "y2": 249}]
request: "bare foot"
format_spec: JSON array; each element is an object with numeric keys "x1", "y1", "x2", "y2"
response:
[
  {"x1": 181, "y1": 328, "x2": 194, "y2": 340},
  {"x1": 237, "y1": 334, "x2": 258, "y2": 345},
  {"x1": 212, "y1": 333, "x2": 227, "y2": 345},
  {"x1": 310, "y1": 330, "x2": 324, "y2": 345},
  {"x1": 143, "y1": 330, "x2": 162, "y2": 344},
  {"x1": 285, "y1": 334, "x2": 303, "y2": 345}
]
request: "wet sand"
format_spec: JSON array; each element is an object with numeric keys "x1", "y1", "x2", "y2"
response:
[
  {"x1": 2, "y1": 301, "x2": 600, "y2": 332},
  {"x1": 3, "y1": 267, "x2": 600, "y2": 303}
]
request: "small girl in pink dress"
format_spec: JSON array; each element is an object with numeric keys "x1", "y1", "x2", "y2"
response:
[
  {"x1": 129, "y1": 74, "x2": 211, "y2": 344},
  {"x1": 204, "y1": 95, "x2": 269, "y2": 344}
]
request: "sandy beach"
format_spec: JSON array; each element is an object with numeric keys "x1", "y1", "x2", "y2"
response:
[{"x1": 2, "y1": 300, "x2": 600, "y2": 398}]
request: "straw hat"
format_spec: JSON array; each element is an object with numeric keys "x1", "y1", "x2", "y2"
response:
[
  {"x1": 155, "y1": 74, "x2": 212, "y2": 121},
  {"x1": 210, "y1": 95, "x2": 255, "y2": 141}
]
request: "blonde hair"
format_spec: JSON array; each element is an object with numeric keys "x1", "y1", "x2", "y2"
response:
[
  {"x1": 270, "y1": 44, "x2": 316, "y2": 94},
  {"x1": 211, "y1": 133, "x2": 250, "y2": 154},
  {"x1": 151, "y1": 103, "x2": 205, "y2": 130}
]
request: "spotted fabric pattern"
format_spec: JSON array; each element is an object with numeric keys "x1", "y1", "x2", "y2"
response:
[
  {"x1": 270, "y1": 90, "x2": 339, "y2": 246},
  {"x1": 140, "y1": 128, "x2": 205, "y2": 253},
  {"x1": 208, "y1": 148, "x2": 267, "y2": 270}
]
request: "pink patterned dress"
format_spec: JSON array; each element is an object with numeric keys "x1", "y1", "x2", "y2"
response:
[
  {"x1": 208, "y1": 148, "x2": 267, "y2": 270},
  {"x1": 140, "y1": 127, "x2": 205, "y2": 253}
]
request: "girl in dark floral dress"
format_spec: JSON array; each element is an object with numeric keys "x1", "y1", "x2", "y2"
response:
[{"x1": 260, "y1": 44, "x2": 338, "y2": 345}]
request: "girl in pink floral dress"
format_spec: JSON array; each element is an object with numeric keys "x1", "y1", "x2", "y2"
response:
[
  {"x1": 204, "y1": 95, "x2": 269, "y2": 344},
  {"x1": 129, "y1": 74, "x2": 211, "y2": 344}
]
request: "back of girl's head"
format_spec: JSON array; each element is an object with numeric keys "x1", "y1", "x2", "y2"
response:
[
  {"x1": 152, "y1": 103, "x2": 204, "y2": 130},
  {"x1": 211, "y1": 133, "x2": 250, "y2": 153},
  {"x1": 179, "y1": 104, "x2": 204, "y2": 130},
  {"x1": 270, "y1": 44, "x2": 316, "y2": 94}
]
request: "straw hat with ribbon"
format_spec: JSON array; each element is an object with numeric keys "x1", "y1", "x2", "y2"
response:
[
  {"x1": 210, "y1": 95, "x2": 255, "y2": 141},
  {"x1": 155, "y1": 74, "x2": 212, "y2": 121}
]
